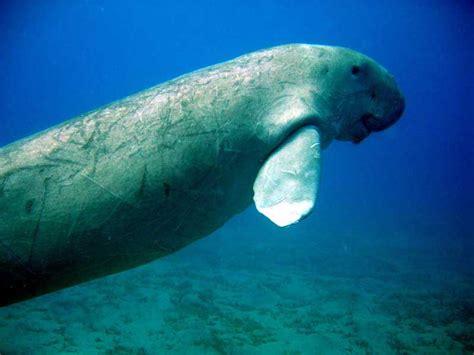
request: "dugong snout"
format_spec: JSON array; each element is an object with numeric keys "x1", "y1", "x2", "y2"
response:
[
  {"x1": 345, "y1": 73, "x2": 405, "y2": 144},
  {"x1": 361, "y1": 93, "x2": 405, "y2": 134}
]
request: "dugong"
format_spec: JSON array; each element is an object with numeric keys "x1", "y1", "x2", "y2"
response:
[{"x1": 0, "y1": 44, "x2": 404, "y2": 306}]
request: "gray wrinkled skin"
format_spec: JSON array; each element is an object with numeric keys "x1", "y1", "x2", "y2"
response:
[{"x1": 0, "y1": 44, "x2": 404, "y2": 306}]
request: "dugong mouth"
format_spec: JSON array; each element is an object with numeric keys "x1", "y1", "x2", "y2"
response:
[
  {"x1": 349, "y1": 113, "x2": 382, "y2": 143},
  {"x1": 357, "y1": 94, "x2": 405, "y2": 141},
  {"x1": 361, "y1": 113, "x2": 384, "y2": 132},
  {"x1": 352, "y1": 103, "x2": 405, "y2": 143},
  {"x1": 361, "y1": 102, "x2": 404, "y2": 133}
]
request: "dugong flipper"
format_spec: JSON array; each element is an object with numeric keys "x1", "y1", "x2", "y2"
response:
[{"x1": 0, "y1": 44, "x2": 404, "y2": 306}]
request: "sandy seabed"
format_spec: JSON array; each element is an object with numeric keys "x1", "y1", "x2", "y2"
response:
[{"x1": 0, "y1": 215, "x2": 472, "y2": 354}]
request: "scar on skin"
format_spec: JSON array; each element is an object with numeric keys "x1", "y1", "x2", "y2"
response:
[{"x1": 25, "y1": 199, "x2": 34, "y2": 213}]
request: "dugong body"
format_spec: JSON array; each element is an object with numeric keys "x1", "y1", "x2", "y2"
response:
[{"x1": 0, "y1": 44, "x2": 404, "y2": 306}]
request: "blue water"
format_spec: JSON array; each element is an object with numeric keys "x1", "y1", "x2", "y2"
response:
[{"x1": 0, "y1": 1, "x2": 473, "y2": 353}]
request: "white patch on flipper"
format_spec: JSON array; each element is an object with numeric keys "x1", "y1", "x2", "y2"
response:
[
  {"x1": 256, "y1": 200, "x2": 314, "y2": 228},
  {"x1": 253, "y1": 126, "x2": 321, "y2": 227}
]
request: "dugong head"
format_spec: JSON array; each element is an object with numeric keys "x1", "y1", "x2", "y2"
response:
[
  {"x1": 253, "y1": 45, "x2": 405, "y2": 227},
  {"x1": 317, "y1": 46, "x2": 405, "y2": 143}
]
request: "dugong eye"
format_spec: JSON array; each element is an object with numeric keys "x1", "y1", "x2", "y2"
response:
[{"x1": 351, "y1": 65, "x2": 361, "y2": 75}]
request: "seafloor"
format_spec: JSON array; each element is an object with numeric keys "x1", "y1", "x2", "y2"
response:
[{"x1": 0, "y1": 210, "x2": 472, "y2": 354}]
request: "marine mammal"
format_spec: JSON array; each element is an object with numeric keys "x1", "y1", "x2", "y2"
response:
[{"x1": 0, "y1": 44, "x2": 404, "y2": 306}]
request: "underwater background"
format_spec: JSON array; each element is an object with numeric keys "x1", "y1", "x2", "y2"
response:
[{"x1": 0, "y1": 0, "x2": 472, "y2": 353}]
